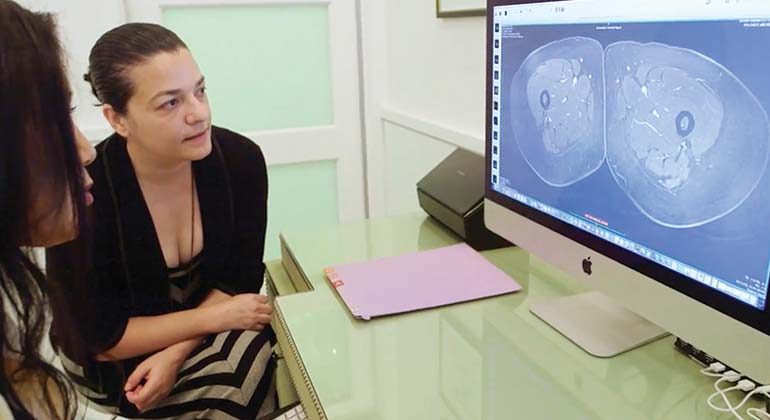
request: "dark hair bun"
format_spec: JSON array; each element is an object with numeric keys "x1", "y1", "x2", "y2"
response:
[{"x1": 82, "y1": 71, "x2": 100, "y2": 103}]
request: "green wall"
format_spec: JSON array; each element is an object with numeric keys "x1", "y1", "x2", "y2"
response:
[
  {"x1": 265, "y1": 160, "x2": 339, "y2": 260},
  {"x1": 164, "y1": 5, "x2": 339, "y2": 262},
  {"x1": 164, "y1": 5, "x2": 334, "y2": 132}
]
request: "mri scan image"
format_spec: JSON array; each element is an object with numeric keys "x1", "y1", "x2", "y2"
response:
[
  {"x1": 510, "y1": 37, "x2": 606, "y2": 187},
  {"x1": 509, "y1": 39, "x2": 770, "y2": 227}
]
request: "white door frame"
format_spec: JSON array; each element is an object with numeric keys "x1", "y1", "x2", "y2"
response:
[{"x1": 123, "y1": 0, "x2": 367, "y2": 222}]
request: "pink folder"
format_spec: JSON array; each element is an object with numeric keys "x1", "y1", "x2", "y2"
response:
[{"x1": 323, "y1": 243, "x2": 521, "y2": 320}]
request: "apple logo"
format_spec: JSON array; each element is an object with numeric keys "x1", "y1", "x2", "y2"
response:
[{"x1": 582, "y1": 257, "x2": 592, "y2": 275}]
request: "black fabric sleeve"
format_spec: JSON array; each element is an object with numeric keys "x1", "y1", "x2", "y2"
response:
[
  {"x1": 85, "y1": 257, "x2": 131, "y2": 355},
  {"x1": 216, "y1": 132, "x2": 268, "y2": 295},
  {"x1": 46, "y1": 219, "x2": 131, "y2": 357},
  {"x1": 59, "y1": 144, "x2": 132, "y2": 356}
]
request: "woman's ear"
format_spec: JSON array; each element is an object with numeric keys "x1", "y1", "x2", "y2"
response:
[{"x1": 102, "y1": 104, "x2": 129, "y2": 138}]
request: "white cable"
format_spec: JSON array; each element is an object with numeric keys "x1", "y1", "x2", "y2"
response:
[
  {"x1": 701, "y1": 362, "x2": 728, "y2": 377},
  {"x1": 709, "y1": 384, "x2": 768, "y2": 413},
  {"x1": 703, "y1": 371, "x2": 725, "y2": 377},
  {"x1": 734, "y1": 385, "x2": 770, "y2": 414},
  {"x1": 702, "y1": 370, "x2": 725, "y2": 377},
  {"x1": 708, "y1": 385, "x2": 745, "y2": 419},
  {"x1": 748, "y1": 391, "x2": 770, "y2": 420},
  {"x1": 747, "y1": 408, "x2": 770, "y2": 420},
  {"x1": 712, "y1": 362, "x2": 727, "y2": 372},
  {"x1": 706, "y1": 372, "x2": 748, "y2": 420},
  {"x1": 700, "y1": 364, "x2": 770, "y2": 420},
  {"x1": 722, "y1": 371, "x2": 743, "y2": 382}
]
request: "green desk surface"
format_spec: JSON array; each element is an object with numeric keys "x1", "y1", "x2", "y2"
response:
[{"x1": 267, "y1": 212, "x2": 764, "y2": 420}]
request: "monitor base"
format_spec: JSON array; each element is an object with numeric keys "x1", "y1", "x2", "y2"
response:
[{"x1": 530, "y1": 291, "x2": 669, "y2": 357}]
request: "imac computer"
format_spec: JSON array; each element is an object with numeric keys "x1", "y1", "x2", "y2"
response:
[{"x1": 485, "y1": 0, "x2": 770, "y2": 383}]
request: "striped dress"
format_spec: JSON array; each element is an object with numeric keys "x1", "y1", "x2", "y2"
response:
[{"x1": 60, "y1": 254, "x2": 277, "y2": 419}]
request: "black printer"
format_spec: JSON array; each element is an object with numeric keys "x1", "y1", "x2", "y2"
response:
[{"x1": 417, "y1": 148, "x2": 512, "y2": 251}]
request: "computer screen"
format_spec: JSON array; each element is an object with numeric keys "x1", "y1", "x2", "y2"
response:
[
  {"x1": 485, "y1": 0, "x2": 770, "y2": 380},
  {"x1": 490, "y1": 0, "x2": 770, "y2": 310}
]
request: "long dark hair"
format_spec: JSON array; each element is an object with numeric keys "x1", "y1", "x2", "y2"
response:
[
  {"x1": 85, "y1": 22, "x2": 188, "y2": 114},
  {"x1": 0, "y1": 1, "x2": 90, "y2": 418}
]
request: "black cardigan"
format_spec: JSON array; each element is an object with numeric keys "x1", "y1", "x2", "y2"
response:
[{"x1": 50, "y1": 126, "x2": 268, "y2": 359}]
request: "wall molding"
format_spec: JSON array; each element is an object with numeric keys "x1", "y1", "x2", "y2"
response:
[
  {"x1": 242, "y1": 125, "x2": 340, "y2": 166},
  {"x1": 380, "y1": 106, "x2": 484, "y2": 156},
  {"x1": 85, "y1": 124, "x2": 341, "y2": 167},
  {"x1": 359, "y1": 0, "x2": 388, "y2": 218},
  {"x1": 83, "y1": 126, "x2": 116, "y2": 144},
  {"x1": 158, "y1": 0, "x2": 329, "y2": 8}
]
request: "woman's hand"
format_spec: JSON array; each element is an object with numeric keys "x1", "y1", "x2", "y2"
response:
[
  {"x1": 208, "y1": 293, "x2": 272, "y2": 333},
  {"x1": 124, "y1": 347, "x2": 186, "y2": 412}
]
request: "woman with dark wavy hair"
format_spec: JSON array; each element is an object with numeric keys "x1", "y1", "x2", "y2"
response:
[{"x1": 0, "y1": 1, "x2": 97, "y2": 418}]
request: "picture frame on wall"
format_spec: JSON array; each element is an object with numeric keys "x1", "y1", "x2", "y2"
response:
[{"x1": 436, "y1": 0, "x2": 486, "y2": 17}]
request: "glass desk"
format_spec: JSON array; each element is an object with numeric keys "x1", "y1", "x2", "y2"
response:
[{"x1": 266, "y1": 213, "x2": 764, "y2": 420}]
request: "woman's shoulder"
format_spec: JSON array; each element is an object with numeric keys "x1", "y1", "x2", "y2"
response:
[
  {"x1": 89, "y1": 132, "x2": 124, "y2": 182},
  {"x1": 211, "y1": 126, "x2": 266, "y2": 176},
  {"x1": 93, "y1": 131, "x2": 123, "y2": 155},
  {"x1": 212, "y1": 126, "x2": 264, "y2": 161}
]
